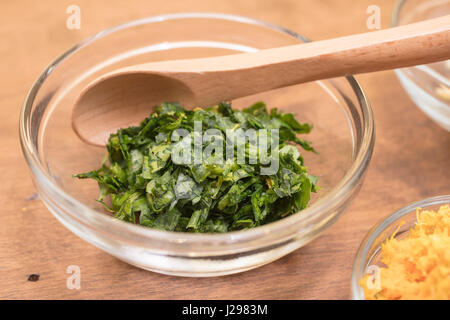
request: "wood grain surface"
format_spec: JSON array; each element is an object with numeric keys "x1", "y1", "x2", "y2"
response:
[{"x1": 1, "y1": 0, "x2": 449, "y2": 299}]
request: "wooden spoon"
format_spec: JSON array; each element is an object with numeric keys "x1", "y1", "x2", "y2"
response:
[{"x1": 73, "y1": 15, "x2": 450, "y2": 146}]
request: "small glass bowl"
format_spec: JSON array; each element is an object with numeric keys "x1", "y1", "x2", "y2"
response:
[
  {"x1": 351, "y1": 195, "x2": 450, "y2": 299},
  {"x1": 20, "y1": 13, "x2": 375, "y2": 276},
  {"x1": 392, "y1": 0, "x2": 450, "y2": 131}
]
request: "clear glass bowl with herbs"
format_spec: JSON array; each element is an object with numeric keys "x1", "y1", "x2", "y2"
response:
[{"x1": 20, "y1": 13, "x2": 374, "y2": 276}]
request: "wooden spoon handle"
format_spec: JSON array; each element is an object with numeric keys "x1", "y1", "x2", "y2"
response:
[{"x1": 137, "y1": 15, "x2": 450, "y2": 105}]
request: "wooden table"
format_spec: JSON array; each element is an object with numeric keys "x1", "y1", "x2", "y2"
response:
[{"x1": 1, "y1": 0, "x2": 448, "y2": 299}]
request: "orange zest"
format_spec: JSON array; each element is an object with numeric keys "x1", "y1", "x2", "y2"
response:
[{"x1": 361, "y1": 205, "x2": 450, "y2": 300}]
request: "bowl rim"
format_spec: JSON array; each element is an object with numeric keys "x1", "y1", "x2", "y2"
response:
[
  {"x1": 391, "y1": 0, "x2": 450, "y2": 26},
  {"x1": 19, "y1": 12, "x2": 375, "y2": 244},
  {"x1": 350, "y1": 194, "x2": 450, "y2": 299},
  {"x1": 392, "y1": 0, "x2": 450, "y2": 87}
]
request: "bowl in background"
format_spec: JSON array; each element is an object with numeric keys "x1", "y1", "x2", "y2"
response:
[
  {"x1": 20, "y1": 13, "x2": 374, "y2": 276},
  {"x1": 392, "y1": 0, "x2": 450, "y2": 131},
  {"x1": 351, "y1": 195, "x2": 450, "y2": 299}
]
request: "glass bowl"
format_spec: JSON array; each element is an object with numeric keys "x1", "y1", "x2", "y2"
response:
[
  {"x1": 20, "y1": 13, "x2": 375, "y2": 277},
  {"x1": 392, "y1": 0, "x2": 450, "y2": 131},
  {"x1": 351, "y1": 195, "x2": 450, "y2": 299}
]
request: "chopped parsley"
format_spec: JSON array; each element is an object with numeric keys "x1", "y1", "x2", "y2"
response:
[{"x1": 74, "y1": 102, "x2": 318, "y2": 232}]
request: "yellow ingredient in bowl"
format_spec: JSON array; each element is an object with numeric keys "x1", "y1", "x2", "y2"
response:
[
  {"x1": 361, "y1": 205, "x2": 450, "y2": 300},
  {"x1": 436, "y1": 84, "x2": 450, "y2": 102}
]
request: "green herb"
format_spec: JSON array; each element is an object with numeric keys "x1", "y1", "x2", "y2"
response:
[{"x1": 74, "y1": 102, "x2": 318, "y2": 233}]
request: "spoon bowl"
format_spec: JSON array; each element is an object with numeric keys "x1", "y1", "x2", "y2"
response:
[{"x1": 73, "y1": 72, "x2": 196, "y2": 145}]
